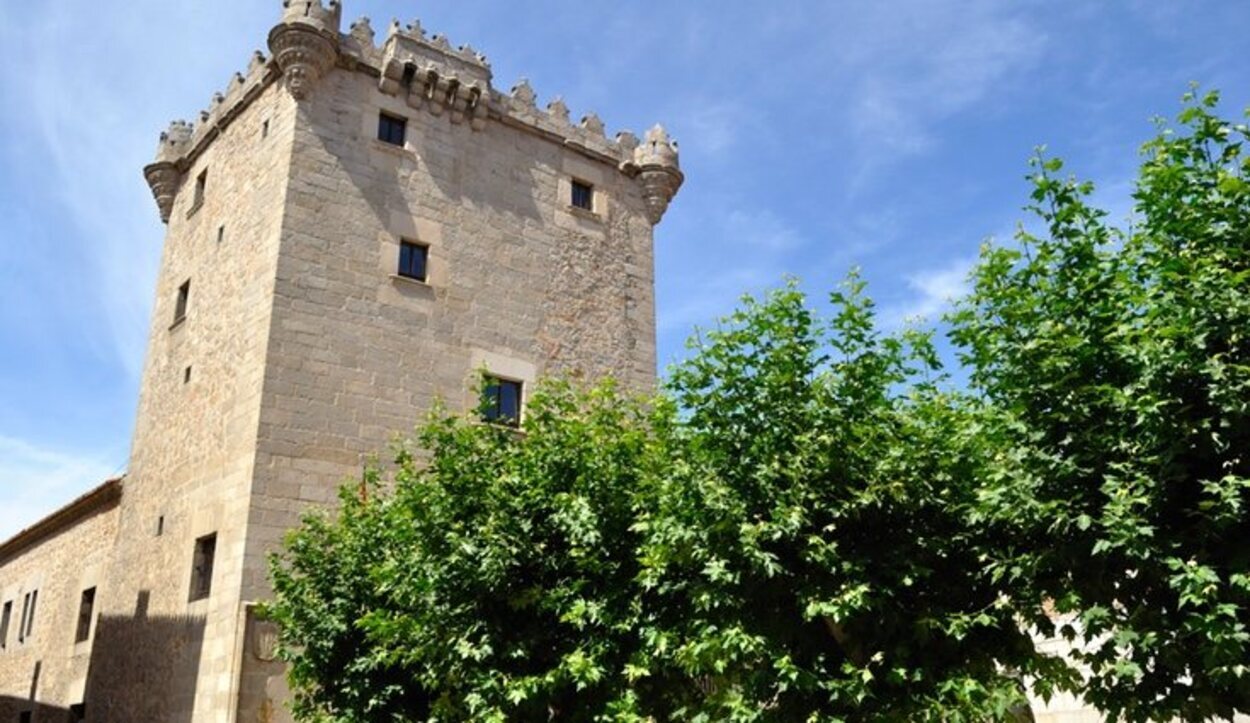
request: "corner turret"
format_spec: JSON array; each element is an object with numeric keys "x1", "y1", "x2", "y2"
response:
[
  {"x1": 634, "y1": 124, "x2": 683, "y2": 225},
  {"x1": 143, "y1": 121, "x2": 194, "y2": 223},
  {"x1": 268, "y1": 0, "x2": 342, "y2": 100}
]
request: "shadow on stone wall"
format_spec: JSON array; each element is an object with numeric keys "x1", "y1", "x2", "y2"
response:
[
  {"x1": 0, "y1": 696, "x2": 72, "y2": 721},
  {"x1": 79, "y1": 603, "x2": 206, "y2": 723},
  {"x1": 0, "y1": 592, "x2": 209, "y2": 722}
]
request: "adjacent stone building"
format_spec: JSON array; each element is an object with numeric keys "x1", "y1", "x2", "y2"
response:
[{"x1": 0, "y1": 2, "x2": 681, "y2": 720}]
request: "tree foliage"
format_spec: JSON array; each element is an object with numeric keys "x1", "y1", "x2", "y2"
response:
[
  {"x1": 268, "y1": 91, "x2": 1250, "y2": 721},
  {"x1": 951, "y1": 88, "x2": 1250, "y2": 721}
]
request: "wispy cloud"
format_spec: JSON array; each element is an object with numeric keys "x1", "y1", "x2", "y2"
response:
[
  {"x1": 833, "y1": 1, "x2": 1048, "y2": 171},
  {"x1": 722, "y1": 207, "x2": 805, "y2": 252},
  {"x1": 1, "y1": 2, "x2": 256, "y2": 379},
  {"x1": 658, "y1": 266, "x2": 778, "y2": 337},
  {"x1": 880, "y1": 255, "x2": 978, "y2": 329},
  {"x1": 672, "y1": 100, "x2": 759, "y2": 158},
  {"x1": 0, "y1": 435, "x2": 120, "y2": 542}
]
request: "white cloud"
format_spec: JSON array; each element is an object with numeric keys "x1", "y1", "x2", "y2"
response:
[
  {"x1": 658, "y1": 266, "x2": 778, "y2": 336},
  {"x1": 881, "y1": 255, "x2": 978, "y2": 328},
  {"x1": 1, "y1": 2, "x2": 257, "y2": 379},
  {"x1": 722, "y1": 207, "x2": 805, "y2": 251},
  {"x1": 673, "y1": 100, "x2": 756, "y2": 157},
  {"x1": 0, "y1": 435, "x2": 121, "y2": 542},
  {"x1": 832, "y1": 1, "x2": 1048, "y2": 170}
]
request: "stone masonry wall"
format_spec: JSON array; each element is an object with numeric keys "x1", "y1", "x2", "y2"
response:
[
  {"x1": 0, "y1": 496, "x2": 118, "y2": 718},
  {"x1": 100, "y1": 77, "x2": 298, "y2": 722},
  {"x1": 234, "y1": 64, "x2": 659, "y2": 719}
]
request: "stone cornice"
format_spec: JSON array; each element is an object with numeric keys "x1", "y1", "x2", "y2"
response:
[
  {"x1": 0, "y1": 477, "x2": 123, "y2": 565},
  {"x1": 145, "y1": 1, "x2": 683, "y2": 225}
]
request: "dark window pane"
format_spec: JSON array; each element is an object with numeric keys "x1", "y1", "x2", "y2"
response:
[
  {"x1": 571, "y1": 180, "x2": 593, "y2": 211},
  {"x1": 175, "y1": 280, "x2": 190, "y2": 324},
  {"x1": 18, "y1": 594, "x2": 28, "y2": 643},
  {"x1": 0, "y1": 601, "x2": 10, "y2": 648},
  {"x1": 193, "y1": 170, "x2": 207, "y2": 208},
  {"x1": 398, "y1": 241, "x2": 427, "y2": 281},
  {"x1": 23, "y1": 590, "x2": 36, "y2": 639},
  {"x1": 190, "y1": 534, "x2": 217, "y2": 601},
  {"x1": 378, "y1": 113, "x2": 407, "y2": 146},
  {"x1": 482, "y1": 377, "x2": 522, "y2": 426},
  {"x1": 499, "y1": 381, "x2": 520, "y2": 422},
  {"x1": 75, "y1": 588, "x2": 96, "y2": 643},
  {"x1": 483, "y1": 381, "x2": 500, "y2": 420}
]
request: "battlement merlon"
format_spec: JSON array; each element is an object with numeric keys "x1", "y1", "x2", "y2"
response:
[{"x1": 144, "y1": 0, "x2": 683, "y2": 225}]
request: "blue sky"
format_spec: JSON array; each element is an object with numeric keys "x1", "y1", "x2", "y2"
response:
[{"x1": 1, "y1": 0, "x2": 1248, "y2": 539}]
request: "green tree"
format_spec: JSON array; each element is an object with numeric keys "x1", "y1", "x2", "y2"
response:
[
  {"x1": 268, "y1": 90, "x2": 1250, "y2": 722},
  {"x1": 268, "y1": 380, "x2": 668, "y2": 721},
  {"x1": 639, "y1": 278, "x2": 1051, "y2": 720},
  {"x1": 951, "y1": 89, "x2": 1250, "y2": 721},
  {"x1": 268, "y1": 282, "x2": 1051, "y2": 721}
]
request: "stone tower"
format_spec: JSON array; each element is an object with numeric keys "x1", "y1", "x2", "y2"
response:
[{"x1": 0, "y1": 2, "x2": 680, "y2": 720}]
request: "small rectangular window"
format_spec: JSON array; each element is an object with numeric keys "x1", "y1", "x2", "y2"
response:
[
  {"x1": 18, "y1": 590, "x2": 36, "y2": 643},
  {"x1": 0, "y1": 601, "x2": 10, "y2": 648},
  {"x1": 261, "y1": 119, "x2": 270, "y2": 139},
  {"x1": 378, "y1": 112, "x2": 407, "y2": 147},
  {"x1": 190, "y1": 533, "x2": 217, "y2": 601},
  {"x1": 482, "y1": 376, "x2": 523, "y2": 427},
  {"x1": 75, "y1": 588, "x2": 96, "y2": 644},
  {"x1": 174, "y1": 280, "x2": 190, "y2": 325},
  {"x1": 17, "y1": 594, "x2": 28, "y2": 643},
  {"x1": 192, "y1": 169, "x2": 207, "y2": 209},
  {"x1": 571, "y1": 180, "x2": 594, "y2": 211},
  {"x1": 217, "y1": 225, "x2": 225, "y2": 244},
  {"x1": 156, "y1": 515, "x2": 165, "y2": 537},
  {"x1": 183, "y1": 366, "x2": 192, "y2": 384},
  {"x1": 398, "y1": 241, "x2": 428, "y2": 282}
]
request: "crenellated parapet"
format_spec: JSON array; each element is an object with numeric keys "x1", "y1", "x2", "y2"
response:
[
  {"x1": 374, "y1": 19, "x2": 493, "y2": 130},
  {"x1": 144, "y1": 0, "x2": 682, "y2": 225},
  {"x1": 268, "y1": 0, "x2": 342, "y2": 101},
  {"x1": 142, "y1": 48, "x2": 276, "y2": 223}
]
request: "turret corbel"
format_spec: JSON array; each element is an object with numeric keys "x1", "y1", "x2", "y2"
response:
[
  {"x1": 634, "y1": 124, "x2": 683, "y2": 225},
  {"x1": 268, "y1": 0, "x2": 342, "y2": 101},
  {"x1": 143, "y1": 121, "x2": 194, "y2": 224}
]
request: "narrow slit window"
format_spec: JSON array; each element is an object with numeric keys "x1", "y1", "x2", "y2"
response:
[
  {"x1": 183, "y1": 366, "x2": 192, "y2": 384},
  {"x1": 18, "y1": 590, "x2": 37, "y2": 643},
  {"x1": 481, "y1": 376, "x2": 523, "y2": 427},
  {"x1": 174, "y1": 280, "x2": 190, "y2": 325},
  {"x1": 189, "y1": 533, "x2": 217, "y2": 601},
  {"x1": 17, "y1": 594, "x2": 28, "y2": 643},
  {"x1": 378, "y1": 112, "x2": 407, "y2": 147},
  {"x1": 261, "y1": 119, "x2": 270, "y2": 139},
  {"x1": 398, "y1": 241, "x2": 428, "y2": 282},
  {"x1": 217, "y1": 225, "x2": 225, "y2": 244},
  {"x1": 192, "y1": 169, "x2": 207, "y2": 209},
  {"x1": 0, "y1": 601, "x2": 11, "y2": 648},
  {"x1": 571, "y1": 180, "x2": 594, "y2": 211},
  {"x1": 75, "y1": 588, "x2": 96, "y2": 644},
  {"x1": 25, "y1": 590, "x2": 37, "y2": 641}
]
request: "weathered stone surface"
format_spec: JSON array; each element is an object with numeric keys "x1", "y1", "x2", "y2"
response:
[
  {"x1": 0, "y1": 481, "x2": 120, "y2": 721},
  {"x1": 2, "y1": 2, "x2": 678, "y2": 721}
]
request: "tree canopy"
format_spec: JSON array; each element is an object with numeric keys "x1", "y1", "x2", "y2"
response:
[{"x1": 267, "y1": 90, "x2": 1250, "y2": 722}]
